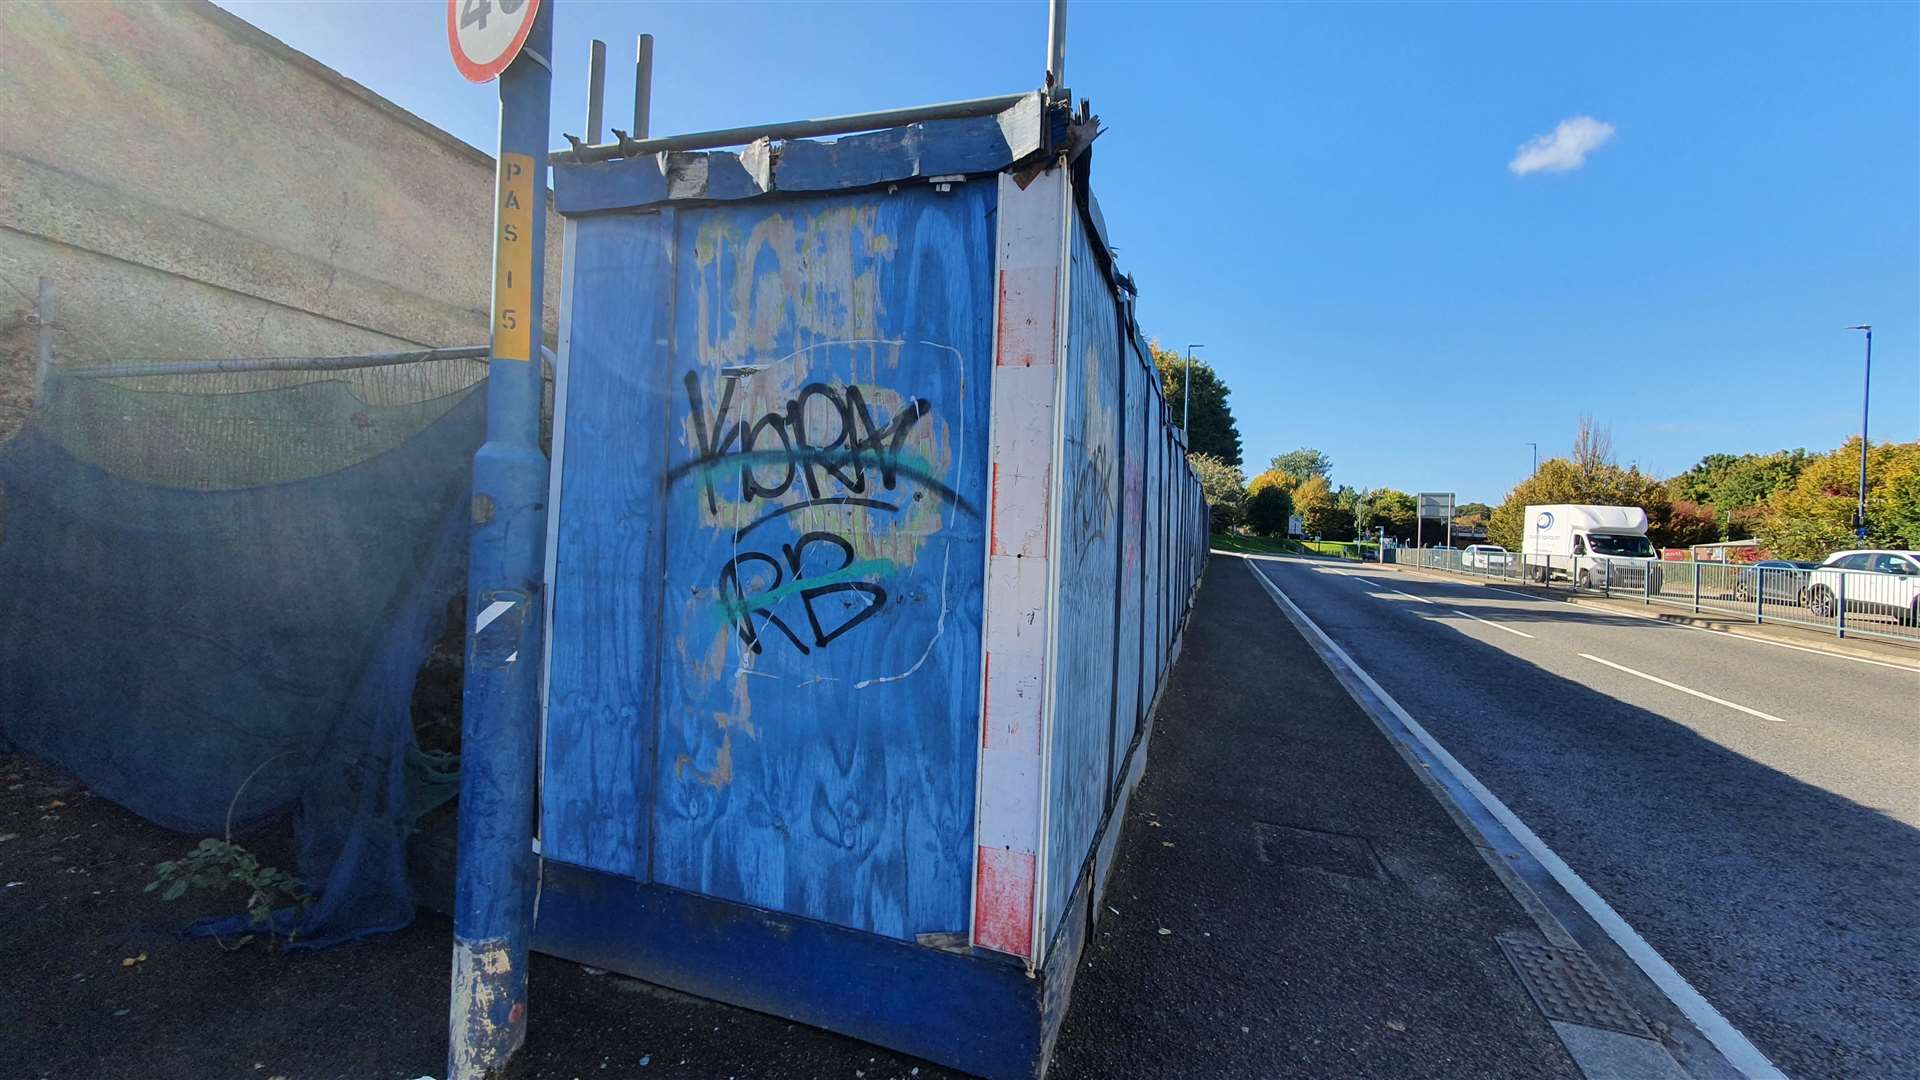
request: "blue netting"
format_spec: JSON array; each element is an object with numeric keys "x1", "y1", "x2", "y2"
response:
[{"x1": 0, "y1": 374, "x2": 483, "y2": 948}]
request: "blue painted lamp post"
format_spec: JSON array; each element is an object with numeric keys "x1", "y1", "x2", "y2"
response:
[
  {"x1": 1844, "y1": 324, "x2": 1871, "y2": 541},
  {"x1": 445, "y1": 1, "x2": 553, "y2": 1077}
]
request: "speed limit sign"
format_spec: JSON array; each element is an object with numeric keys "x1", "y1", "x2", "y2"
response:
[{"x1": 447, "y1": 0, "x2": 542, "y2": 83}]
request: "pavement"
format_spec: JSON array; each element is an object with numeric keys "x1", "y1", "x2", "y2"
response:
[
  {"x1": 1246, "y1": 551, "x2": 1920, "y2": 1079},
  {"x1": 7, "y1": 551, "x2": 1836, "y2": 1079}
]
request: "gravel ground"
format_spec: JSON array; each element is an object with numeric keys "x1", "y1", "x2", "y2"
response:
[{"x1": 6, "y1": 559, "x2": 1589, "y2": 1079}]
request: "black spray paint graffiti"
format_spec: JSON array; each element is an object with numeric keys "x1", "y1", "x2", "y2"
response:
[
  {"x1": 671, "y1": 370, "x2": 973, "y2": 530},
  {"x1": 1068, "y1": 442, "x2": 1116, "y2": 545},
  {"x1": 715, "y1": 531, "x2": 888, "y2": 655},
  {"x1": 670, "y1": 368, "x2": 975, "y2": 657}
]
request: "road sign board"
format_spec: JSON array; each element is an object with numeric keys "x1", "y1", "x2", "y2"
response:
[
  {"x1": 1418, "y1": 492, "x2": 1455, "y2": 519},
  {"x1": 448, "y1": 0, "x2": 541, "y2": 83}
]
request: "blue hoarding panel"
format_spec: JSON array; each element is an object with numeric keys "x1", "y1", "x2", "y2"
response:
[
  {"x1": 649, "y1": 186, "x2": 993, "y2": 942},
  {"x1": 1116, "y1": 332, "x2": 1148, "y2": 771},
  {"x1": 1043, "y1": 213, "x2": 1123, "y2": 939},
  {"x1": 543, "y1": 212, "x2": 674, "y2": 880}
]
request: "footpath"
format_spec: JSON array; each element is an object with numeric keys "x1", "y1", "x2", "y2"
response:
[
  {"x1": 5, "y1": 555, "x2": 1693, "y2": 1079},
  {"x1": 1051, "y1": 557, "x2": 1654, "y2": 1079}
]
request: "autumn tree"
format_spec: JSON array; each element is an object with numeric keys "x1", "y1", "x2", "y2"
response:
[
  {"x1": 1753, "y1": 438, "x2": 1920, "y2": 560},
  {"x1": 1294, "y1": 475, "x2": 1351, "y2": 539}
]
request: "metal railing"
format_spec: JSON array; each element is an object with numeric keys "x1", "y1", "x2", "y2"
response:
[{"x1": 1394, "y1": 547, "x2": 1920, "y2": 646}]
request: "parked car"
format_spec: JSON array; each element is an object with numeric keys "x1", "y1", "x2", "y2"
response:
[
  {"x1": 1805, "y1": 550, "x2": 1920, "y2": 626},
  {"x1": 1732, "y1": 559, "x2": 1817, "y2": 605},
  {"x1": 1462, "y1": 544, "x2": 1512, "y2": 571}
]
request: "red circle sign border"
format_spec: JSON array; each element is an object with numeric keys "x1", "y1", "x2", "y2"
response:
[{"x1": 447, "y1": 0, "x2": 542, "y2": 84}]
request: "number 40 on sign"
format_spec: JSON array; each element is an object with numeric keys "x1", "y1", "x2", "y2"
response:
[{"x1": 447, "y1": 0, "x2": 541, "y2": 84}]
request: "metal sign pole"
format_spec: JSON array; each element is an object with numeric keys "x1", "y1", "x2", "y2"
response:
[{"x1": 448, "y1": 2, "x2": 552, "y2": 1077}]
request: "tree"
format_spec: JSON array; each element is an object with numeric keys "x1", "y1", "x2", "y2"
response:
[
  {"x1": 1486, "y1": 456, "x2": 1672, "y2": 550},
  {"x1": 1357, "y1": 488, "x2": 1416, "y2": 542},
  {"x1": 1753, "y1": 438, "x2": 1920, "y2": 560},
  {"x1": 1665, "y1": 449, "x2": 1810, "y2": 539},
  {"x1": 1269, "y1": 448, "x2": 1332, "y2": 485},
  {"x1": 1652, "y1": 499, "x2": 1720, "y2": 549},
  {"x1": 1245, "y1": 484, "x2": 1294, "y2": 537},
  {"x1": 1247, "y1": 468, "x2": 1297, "y2": 498},
  {"x1": 1151, "y1": 343, "x2": 1242, "y2": 467},
  {"x1": 1190, "y1": 452, "x2": 1247, "y2": 531},
  {"x1": 1294, "y1": 474, "x2": 1351, "y2": 539}
]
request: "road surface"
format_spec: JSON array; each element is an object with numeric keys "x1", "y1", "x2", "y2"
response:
[{"x1": 1246, "y1": 553, "x2": 1920, "y2": 1080}]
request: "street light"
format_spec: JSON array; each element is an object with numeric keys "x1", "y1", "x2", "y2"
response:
[
  {"x1": 1183, "y1": 344, "x2": 1204, "y2": 434},
  {"x1": 1845, "y1": 325, "x2": 1872, "y2": 540},
  {"x1": 1527, "y1": 442, "x2": 1538, "y2": 476}
]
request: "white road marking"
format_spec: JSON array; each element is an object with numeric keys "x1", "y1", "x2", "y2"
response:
[
  {"x1": 1352, "y1": 577, "x2": 1382, "y2": 588},
  {"x1": 1578, "y1": 654, "x2": 1787, "y2": 723},
  {"x1": 1388, "y1": 587, "x2": 1434, "y2": 605},
  {"x1": 1450, "y1": 608, "x2": 1535, "y2": 639},
  {"x1": 1401, "y1": 570, "x2": 1920, "y2": 672},
  {"x1": 1245, "y1": 560, "x2": 1784, "y2": 1079}
]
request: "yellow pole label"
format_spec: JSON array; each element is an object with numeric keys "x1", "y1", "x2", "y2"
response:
[{"x1": 491, "y1": 151, "x2": 534, "y2": 361}]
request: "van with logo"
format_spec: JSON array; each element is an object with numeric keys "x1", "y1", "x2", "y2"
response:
[{"x1": 1521, "y1": 504, "x2": 1662, "y2": 591}]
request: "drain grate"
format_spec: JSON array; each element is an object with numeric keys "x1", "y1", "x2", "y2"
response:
[
  {"x1": 1497, "y1": 935, "x2": 1653, "y2": 1038},
  {"x1": 1252, "y1": 823, "x2": 1385, "y2": 881}
]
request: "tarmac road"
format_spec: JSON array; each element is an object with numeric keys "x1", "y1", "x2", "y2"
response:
[{"x1": 1247, "y1": 553, "x2": 1920, "y2": 1079}]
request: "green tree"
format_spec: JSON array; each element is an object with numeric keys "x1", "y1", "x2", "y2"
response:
[
  {"x1": 1357, "y1": 488, "x2": 1416, "y2": 542},
  {"x1": 1191, "y1": 452, "x2": 1247, "y2": 531},
  {"x1": 1666, "y1": 449, "x2": 1810, "y2": 538},
  {"x1": 1245, "y1": 483, "x2": 1294, "y2": 537},
  {"x1": 1269, "y1": 448, "x2": 1333, "y2": 485},
  {"x1": 1151, "y1": 343, "x2": 1242, "y2": 467}
]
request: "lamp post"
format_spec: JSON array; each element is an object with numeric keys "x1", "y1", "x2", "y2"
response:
[
  {"x1": 1183, "y1": 344, "x2": 1204, "y2": 434},
  {"x1": 1845, "y1": 325, "x2": 1872, "y2": 540},
  {"x1": 1527, "y1": 441, "x2": 1538, "y2": 476}
]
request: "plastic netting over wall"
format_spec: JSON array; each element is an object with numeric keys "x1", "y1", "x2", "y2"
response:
[{"x1": 0, "y1": 361, "x2": 484, "y2": 946}]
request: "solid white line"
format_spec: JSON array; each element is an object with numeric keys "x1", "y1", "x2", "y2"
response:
[
  {"x1": 1450, "y1": 608, "x2": 1535, "y2": 639},
  {"x1": 1578, "y1": 654, "x2": 1788, "y2": 723},
  {"x1": 1245, "y1": 560, "x2": 1784, "y2": 1079}
]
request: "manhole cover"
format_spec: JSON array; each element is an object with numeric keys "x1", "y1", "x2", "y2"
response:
[
  {"x1": 1497, "y1": 935, "x2": 1652, "y2": 1038},
  {"x1": 1252, "y1": 823, "x2": 1384, "y2": 880}
]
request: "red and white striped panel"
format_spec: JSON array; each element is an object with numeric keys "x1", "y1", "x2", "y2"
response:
[{"x1": 972, "y1": 166, "x2": 1069, "y2": 963}]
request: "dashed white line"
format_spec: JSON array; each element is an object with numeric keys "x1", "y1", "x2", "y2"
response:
[
  {"x1": 1388, "y1": 587, "x2": 1435, "y2": 605},
  {"x1": 1578, "y1": 654, "x2": 1788, "y2": 723},
  {"x1": 1450, "y1": 608, "x2": 1535, "y2": 639},
  {"x1": 1397, "y1": 571, "x2": 1920, "y2": 672}
]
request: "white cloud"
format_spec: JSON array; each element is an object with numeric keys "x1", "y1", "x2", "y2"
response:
[{"x1": 1508, "y1": 116, "x2": 1616, "y2": 176}]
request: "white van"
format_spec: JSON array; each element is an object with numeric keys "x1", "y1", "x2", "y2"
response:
[{"x1": 1521, "y1": 505, "x2": 1662, "y2": 591}]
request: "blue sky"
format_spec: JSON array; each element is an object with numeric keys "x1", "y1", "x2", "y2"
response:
[{"x1": 219, "y1": 0, "x2": 1918, "y2": 504}]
